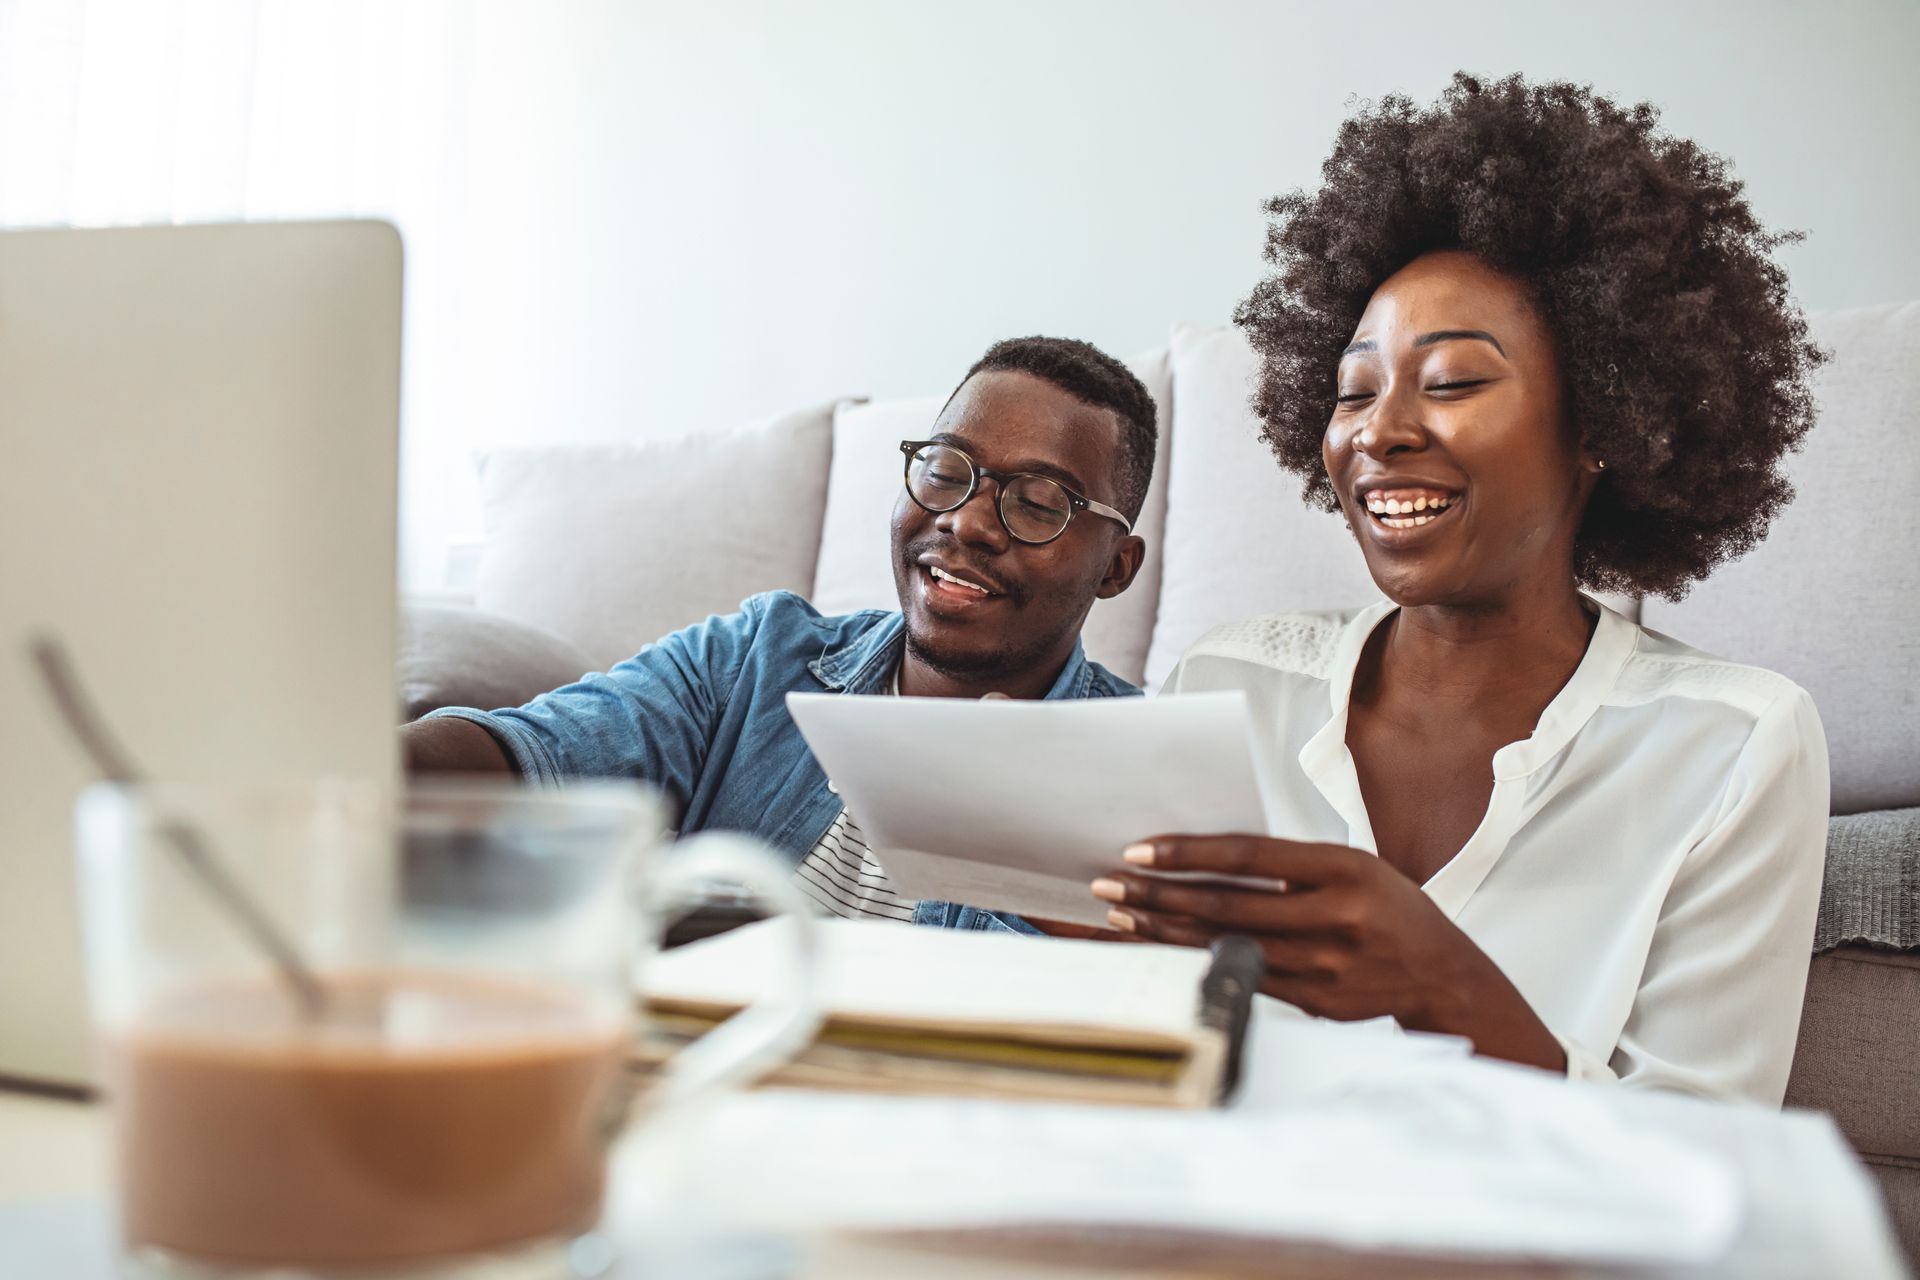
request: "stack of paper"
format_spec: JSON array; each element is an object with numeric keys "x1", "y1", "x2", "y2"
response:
[{"x1": 641, "y1": 1019, "x2": 1759, "y2": 1272}]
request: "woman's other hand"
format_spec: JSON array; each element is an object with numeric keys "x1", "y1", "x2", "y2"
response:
[{"x1": 1091, "y1": 835, "x2": 1566, "y2": 1072}]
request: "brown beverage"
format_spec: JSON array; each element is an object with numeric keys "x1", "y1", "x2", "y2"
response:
[{"x1": 102, "y1": 970, "x2": 630, "y2": 1268}]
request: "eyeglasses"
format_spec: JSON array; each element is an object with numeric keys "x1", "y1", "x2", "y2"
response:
[{"x1": 898, "y1": 440, "x2": 1132, "y2": 545}]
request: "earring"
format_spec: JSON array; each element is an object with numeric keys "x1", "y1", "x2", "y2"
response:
[{"x1": 1596, "y1": 459, "x2": 1608, "y2": 471}]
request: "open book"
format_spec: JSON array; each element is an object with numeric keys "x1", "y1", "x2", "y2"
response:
[{"x1": 634, "y1": 919, "x2": 1261, "y2": 1109}]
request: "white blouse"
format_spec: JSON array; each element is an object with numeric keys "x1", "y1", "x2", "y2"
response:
[{"x1": 1161, "y1": 599, "x2": 1830, "y2": 1105}]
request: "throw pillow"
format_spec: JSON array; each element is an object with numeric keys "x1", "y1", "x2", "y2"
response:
[
  {"x1": 1641, "y1": 302, "x2": 1920, "y2": 813},
  {"x1": 473, "y1": 401, "x2": 839, "y2": 670}
]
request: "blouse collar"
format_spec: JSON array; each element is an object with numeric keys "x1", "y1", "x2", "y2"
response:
[{"x1": 1295, "y1": 596, "x2": 1640, "y2": 914}]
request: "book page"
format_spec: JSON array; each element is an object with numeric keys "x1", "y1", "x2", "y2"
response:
[{"x1": 639, "y1": 919, "x2": 1214, "y2": 1046}]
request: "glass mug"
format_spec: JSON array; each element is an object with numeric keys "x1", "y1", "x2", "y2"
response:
[{"x1": 75, "y1": 779, "x2": 818, "y2": 1280}]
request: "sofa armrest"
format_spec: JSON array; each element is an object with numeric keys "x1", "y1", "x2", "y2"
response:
[{"x1": 399, "y1": 602, "x2": 595, "y2": 722}]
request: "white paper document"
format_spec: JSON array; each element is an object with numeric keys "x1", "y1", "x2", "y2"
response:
[{"x1": 786, "y1": 691, "x2": 1271, "y2": 927}]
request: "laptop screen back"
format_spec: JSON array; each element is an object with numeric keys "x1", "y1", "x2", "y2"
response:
[{"x1": 0, "y1": 221, "x2": 401, "y2": 1086}]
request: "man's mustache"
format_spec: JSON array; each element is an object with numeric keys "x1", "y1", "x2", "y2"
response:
[{"x1": 902, "y1": 537, "x2": 1023, "y2": 605}]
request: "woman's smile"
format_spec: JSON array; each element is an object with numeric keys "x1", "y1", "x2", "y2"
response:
[{"x1": 1363, "y1": 485, "x2": 1461, "y2": 529}]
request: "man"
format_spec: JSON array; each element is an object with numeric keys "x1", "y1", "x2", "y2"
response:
[{"x1": 405, "y1": 336, "x2": 1156, "y2": 930}]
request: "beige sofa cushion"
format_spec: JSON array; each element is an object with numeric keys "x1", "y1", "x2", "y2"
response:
[
  {"x1": 1145, "y1": 324, "x2": 1381, "y2": 687},
  {"x1": 810, "y1": 348, "x2": 1175, "y2": 687},
  {"x1": 1787, "y1": 947, "x2": 1920, "y2": 1162},
  {"x1": 1785, "y1": 945, "x2": 1920, "y2": 1263},
  {"x1": 473, "y1": 402, "x2": 838, "y2": 670},
  {"x1": 1641, "y1": 303, "x2": 1920, "y2": 813},
  {"x1": 1876, "y1": 1164, "x2": 1919, "y2": 1272}
]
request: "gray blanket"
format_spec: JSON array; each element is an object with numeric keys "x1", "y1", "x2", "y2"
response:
[{"x1": 1814, "y1": 807, "x2": 1920, "y2": 952}]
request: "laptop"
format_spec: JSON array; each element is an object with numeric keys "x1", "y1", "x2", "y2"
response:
[{"x1": 0, "y1": 221, "x2": 402, "y2": 1088}]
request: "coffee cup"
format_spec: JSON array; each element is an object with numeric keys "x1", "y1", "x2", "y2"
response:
[{"x1": 76, "y1": 778, "x2": 818, "y2": 1279}]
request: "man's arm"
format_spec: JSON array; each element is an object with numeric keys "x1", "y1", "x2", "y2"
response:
[
  {"x1": 402, "y1": 715, "x2": 518, "y2": 775},
  {"x1": 395, "y1": 596, "x2": 773, "y2": 790}
]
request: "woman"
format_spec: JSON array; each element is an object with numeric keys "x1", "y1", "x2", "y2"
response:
[{"x1": 1088, "y1": 74, "x2": 1829, "y2": 1104}]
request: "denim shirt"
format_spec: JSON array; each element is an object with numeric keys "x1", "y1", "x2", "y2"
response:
[{"x1": 425, "y1": 591, "x2": 1139, "y2": 932}]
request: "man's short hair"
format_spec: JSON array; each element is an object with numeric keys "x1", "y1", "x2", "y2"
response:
[{"x1": 954, "y1": 336, "x2": 1157, "y2": 524}]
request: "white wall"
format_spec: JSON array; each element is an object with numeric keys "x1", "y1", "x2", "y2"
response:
[{"x1": 6, "y1": 0, "x2": 1917, "y2": 588}]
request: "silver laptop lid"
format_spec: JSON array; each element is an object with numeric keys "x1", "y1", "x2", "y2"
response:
[{"x1": 0, "y1": 220, "x2": 402, "y2": 1086}]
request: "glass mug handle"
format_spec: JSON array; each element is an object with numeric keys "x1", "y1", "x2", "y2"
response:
[{"x1": 632, "y1": 831, "x2": 822, "y2": 1114}]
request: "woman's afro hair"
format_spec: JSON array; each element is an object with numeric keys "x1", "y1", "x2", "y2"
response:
[{"x1": 1234, "y1": 72, "x2": 1825, "y2": 599}]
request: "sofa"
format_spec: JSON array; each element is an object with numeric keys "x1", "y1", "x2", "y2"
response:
[{"x1": 403, "y1": 304, "x2": 1920, "y2": 1262}]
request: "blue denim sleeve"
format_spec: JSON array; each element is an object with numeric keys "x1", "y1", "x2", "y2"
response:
[
  {"x1": 421, "y1": 599, "x2": 763, "y2": 803},
  {"x1": 911, "y1": 901, "x2": 1045, "y2": 935}
]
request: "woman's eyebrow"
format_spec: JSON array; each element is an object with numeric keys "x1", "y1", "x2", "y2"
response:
[{"x1": 1414, "y1": 329, "x2": 1507, "y2": 356}]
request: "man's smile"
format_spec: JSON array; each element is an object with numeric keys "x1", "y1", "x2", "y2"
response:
[
  {"x1": 931, "y1": 564, "x2": 995, "y2": 594},
  {"x1": 916, "y1": 556, "x2": 1012, "y2": 609}
]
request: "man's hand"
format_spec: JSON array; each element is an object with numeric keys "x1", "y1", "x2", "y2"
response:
[
  {"x1": 401, "y1": 717, "x2": 517, "y2": 776},
  {"x1": 1088, "y1": 834, "x2": 1566, "y2": 1072}
]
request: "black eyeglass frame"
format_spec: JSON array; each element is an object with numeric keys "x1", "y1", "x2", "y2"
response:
[{"x1": 898, "y1": 439, "x2": 1133, "y2": 545}]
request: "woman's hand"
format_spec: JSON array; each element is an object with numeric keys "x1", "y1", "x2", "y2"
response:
[{"x1": 1091, "y1": 835, "x2": 1566, "y2": 1072}]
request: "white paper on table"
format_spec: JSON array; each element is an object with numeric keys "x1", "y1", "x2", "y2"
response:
[
  {"x1": 1604, "y1": 1094, "x2": 1910, "y2": 1280},
  {"x1": 785, "y1": 690, "x2": 1272, "y2": 927},
  {"x1": 648, "y1": 1031, "x2": 1747, "y2": 1270}
]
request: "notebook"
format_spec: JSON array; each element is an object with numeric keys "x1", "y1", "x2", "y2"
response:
[{"x1": 634, "y1": 919, "x2": 1262, "y2": 1109}]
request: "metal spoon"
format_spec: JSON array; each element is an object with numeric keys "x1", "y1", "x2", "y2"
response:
[{"x1": 28, "y1": 635, "x2": 327, "y2": 1020}]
